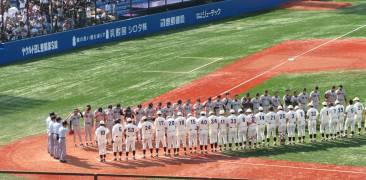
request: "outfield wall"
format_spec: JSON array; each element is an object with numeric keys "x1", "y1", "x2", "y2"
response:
[{"x1": 0, "y1": 0, "x2": 289, "y2": 65}]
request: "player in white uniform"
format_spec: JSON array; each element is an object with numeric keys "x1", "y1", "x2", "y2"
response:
[
  {"x1": 306, "y1": 103, "x2": 319, "y2": 143},
  {"x1": 335, "y1": 100, "x2": 345, "y2": 137},
  {"x1": 47, "y1": 112, "x2": 56, "y2": 156},
  {"x1": 309, "y1": 86, "x2": 320, "y2": 109},
  {"x1": 286, "y1": 105, "x2": 297, "y2": 144},
  {"x1": 95, "y1": 121, "x2": 109, "y2": 162},
  {"x1": 246, "y1": 109, "x2": 257, "y2": 149},
  {"x1": 277, "y1": 106, "x2": 287, "y2": 145},
  {"x1": 208, "y1": 111, "x2": 219, "y2": 152},
  {"x1": 353, "y1": 97, "x2": 364, "y2": 134},
  {"x1": 227, "y1": 109, "x2": 239, "y2": 150},
  {"x1": 175, "y1": 112, "x2": 187, "y2": 155},
  {"x1": 197, "y1": 111, "x2": 209, "y2": 154},
  {"x1": 166, "y1": 115, "x2": 178, "y2": 156},
  {"x1": 320, "y1": 102, "x2": 331, "y2": 141},
  {"x1": 138, "y1": 116, "x2": 154, "y2": 158},
  {"x1": 186, "y1": 113, "x2": 198, "y2": 154},
  {"x1": 237, "y1": 109, "x2": 247, "y2": 149},
  {"x1": 66, "y1": 108, "x2": 83, "y2": 147},
  {"x1": 112, "y1": 119, "x2": 124, "y2": 161},
  {"x1": 266, "y1": 107, "x2": 277, "y2": 146},
  {"x1": 124, "y1": 118, "x2": 138, "y2": 160},
  {"x1": 255, "y1": 107, "x2": 266, "y2": 146},
  {"x1": 52, "y1": 117, "x2": 62, "y2": 159},
  {"x1": 344, "y1": 100, "x2": 356, "y2": 137},
  {"x1": 329, "y1": 103, "x2": 339, "y2": 139},
  {"x1": 83, "y1": 105, "x2": 94, "y2": 146},
  {"x1": 218, "y1": 110, "x2": 228, "y2": 151},
  {"x1": 58, "y1": 120, "x2": 68, "y2": 163},
  {"x1": 295, "y1": 106, "x2": 306, "y2": 143},
  {"x1": 154, "y1": 111, "x2": 167, "y2": 157}
]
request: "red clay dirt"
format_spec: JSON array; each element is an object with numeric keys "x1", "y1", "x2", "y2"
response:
[
  {"x1": 1, "y1": 39, "x2": 366, "y2": 179},
  {"x1": 284, "y1": 0, "x2": 352, "y2": 11}
]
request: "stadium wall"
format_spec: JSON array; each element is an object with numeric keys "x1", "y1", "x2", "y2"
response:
[{"x1": 0, "y1": 0, "x2": 289, "y2": 65}]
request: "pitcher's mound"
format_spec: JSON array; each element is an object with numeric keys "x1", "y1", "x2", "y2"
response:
[{"x1": 284, "y1": 0, "x2": 352, "y2": 11}]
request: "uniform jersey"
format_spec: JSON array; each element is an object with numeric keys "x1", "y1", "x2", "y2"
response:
[
  {"x1": 238, "y1": 114, "x2": 247, "y2": 130},
  {"x1": 277, "y1": 110, "x2": 287, "y2": 126},
  {"x1": 286, "y1": 111, "x2": 297, "y2": 124},
  {"x1": 186, "y1": 116, "x2": 197, "y2": 132},
  {"x1": 95, "y1": 126, "x2": 109, "y2": 142},
  {"x1": 354, "y1": 102, "x2": 364, "y2": 115},
  {"x1": 183, "y1": 103, "x2": 192, "y2": 114},
  {"x1": 175, "y1": 116, "x2": 186, "y2": 135},
  {"x1": 320, "y1": 107, "x2": 331, "y2": 121},
  {"x1": 260, "y1": 95, "x2": 271, "y2": 107},
  {"x1": 309, "y1": 91, "x2": 320, "y2": 105},
  {"x1": 193, "y1": 103, "x2": 203, "y2": 116},
  {"x1": 345, "y1": 105, "x2": 356, "y2": 119},
  {"x1": 154, "y1": 117, "x2": 166, "y2": 133},
  {"x1": 291, "y1": 96, "x2": 299, "y2": 106},
  {"x1": 218, "y1": 116, "x2": 228, "y2": 132},
  {"x1": 231, "y1": 99, "x2": 241, "y2": 112},
  {"x1": 58, "y1": 126, "x2": 68, "y2": 138},
  {"x1": 335, "y1": 104, "x2": 345, "y2": 118},
  {"x1": 124, "y1": 123, "x2": 138, "y2": 139},
  {"x1": 83, "y1": 111, "x2": 94, "y2": 124},
  {"x1": 298, "y1": 93, "x2": 308, "y2": 106},
  {"x1": 105, "y1": 109, "x2": 114, "y2": 123},
  {"x1": 251, "y1": 98, "x2": 260, "y2": 111},
  {"x1": 69, "y1": 114, "x2": 81, "y2": 127},
  {"x1": 213, "y1": 100, "x2": 224, "y2": 111},
  {"x1": 208, "y1": 115, "x2": 219, "y2": 132},
  {"x1": 166, "y1": 117, "x2": 177, "y2": 134},
  {"x1": 307, "y1": 108, "x2": 319, "y2": 121},
  {"x1": 112, "y1": 123, "x2": 124, "y2": 140},
  {"x1": 112, "y1": 107, "x2": 123, "y2": 120},
  {"x1": 197, "y1": 116, "x2": 209, "y2": 132},
  {"x1": 227, "y1": 114, "x2": 238, "y2": 130},
  {"x1": 173, "y1": 103, "x2": 183, "y2": 114},
  {"x1": 48, "y1": 120, "x2": 54, "y2": 134},
  {"x1": 255, "y1": 112, "x2": 266, "y2": 126},
  {"x1": 145, "y1": 107, "x2": 155, "y2": 118},
  {"x1": 94, "y1": 111, "x2": 105, "y2": 122},
  {"x1": 325, "y1": 90, "x2": 337, "y2": 103},
  {"x1": 283, "y1": 95, "x2": 292, "y2": 107},
  {"x1": 52, "y1": 122, "x2": 61, "y2": 135},
  {"x1": 296, "y1": 109, "x2": 306, "y2": 125},
  {"x1": 247, "y1": 114, "x2": 257, "y2": 127},
  {"x1": 335, "y1": 89, "x2": 346, "y2": 103},
  {"x1": 271, "y1": 96, "x2": 281, "y2": 108},
  {"x1": 222, "y1": 97, "x2": 232, "y2": 110},
  {"x1": 164, "y1": 106, "x2": 174, "y2": 117},
  {"x1": 266, "y1": 112, "x2": 277, "y2": 126},
  {"x1": 329, "y1": 106, "x2": 338, "y2": 120},
  {"x1": 134, "y1": 108, "x2": 145, "y2": 122},
  {"x1": 138, "y1": 121, "x2": 154, "y2": 138}
]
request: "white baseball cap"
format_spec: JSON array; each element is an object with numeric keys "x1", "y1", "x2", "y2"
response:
[
  {"x1": 200, "y1": 111, "x2": 206, "y2": 116},
  {"x1": 258, "y1": 107, "x2": 264, "y2": 111},
  {"x1": 141, "y1": 116, "x2": 147, "y2": 121},
  {"x1": 230, "y1": 109, "x2": 235, "y2": 114},
  {"x1": 209, "y1": 111, "x2": 214, "y2": 115},
  {"x1": 127, "y1": 118, "x2": 132, "y2": 122},
  {"x1": 238, "y1": 109, "x2": 243, "y2": 113},
  {"x1": 219, "y1": 110, "x2": 225, "y2": 115},
  {"x1": 100, "y1": 121, "x2": 105, "y2": 125},
  {"x1": 187, "y1": 113, "x2": 192, "y2": 117},
  {"x1": 354, "y1": 97, "x2": 360, "y2": 101},
  {"x1": 157, "y1": 111, "x2": 162, "y2": 115},
  {"x1": 322, "y1": 102, "x2": 328, "y2": 106},
  {"x1": 288, "y1": 105, "x2": 293, "y2": 109},
  {"x1": 308, "y1": 103, "x2": 313, "y2": 107},
  {"x1": 335, "y1": 100, "x2": 340, "y2": 104},
  {"x1": 246, "y1": 109, "x2": 252, "y2": 113},
  {"x1": 177, "y1": 112, "x2": 183, "y2": 116},
  {"x1": 278, "y1": 106, "x2": 283, "y2": 110},
  {"x1": 295, "y1": 106, "x2": 299, "y2": 110}
]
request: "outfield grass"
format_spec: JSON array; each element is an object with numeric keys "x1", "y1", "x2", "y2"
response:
[
  {"x1": 225, "y1": 70, "x2": 366, "y2": 166},
  {"x1": 0, "y1": 0, "x2": 365, "y2": 147}
]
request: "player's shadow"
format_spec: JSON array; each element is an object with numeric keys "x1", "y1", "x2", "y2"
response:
[
  {"x1": 0, "y1": 94, "x2": 48, "y2": 116},
  {"x1": 223, "y1": 136, "x2": 366, "y2": 158},
  {"x1": 66, "y1": 154, "x2": 99, "y2": 170}
]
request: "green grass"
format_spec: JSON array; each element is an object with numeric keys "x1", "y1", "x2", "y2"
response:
[
  {"x1": 224, "y1": 70, "x2": 366, "y2": 166},
  {"x1": 0, "y1": 0, "x2": 366, "y2": 147},
  {"x1": 0, "y1": 174, "x2": 24, "y2": 180}
]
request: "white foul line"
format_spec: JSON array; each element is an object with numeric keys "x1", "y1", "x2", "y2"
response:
[
  {"x1": 220, "y1": 24, "x2": 366, "y2": 95},
  {"x1": 188, "y1": 58, "x2": 223, "y2": 73},
  {"x1": 220, "y1": 161, "x2": 366, "y2": 175}
]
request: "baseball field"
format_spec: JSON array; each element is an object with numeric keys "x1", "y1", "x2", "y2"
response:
[{"x1": 1, "y1": 0, "x2": 366, "y2": 179}]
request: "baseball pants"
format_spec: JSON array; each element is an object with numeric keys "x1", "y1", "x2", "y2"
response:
[
  {"x1": 98, "y1": 141, "x2": 107, "y2": 155},
  {"x1": 248, "y1": 126, "x2": 257, "y2": 143},
  {"x1": 320, "y1": 121, "x2": 329, "y2": 134},
  {"x1": 257, "y1": 125, "x2": 265, "y2": 142},
  {"x1": 53, "y1": 134, "x2": 59, "y2": 158},
  {"x1": 113, "y1": 137, "x2": 123, "y2": 152},
  {"x1": 329, "y1": 119, "x2": 338, "y2": 135},
  {"x1": 209, "y1": 131, "x2": 218, "y2": 144},
  {"x1": 199, "y1": 131, "x2": 209, "y2": 146},
  {"x1": 356, "y1": 115, "x2": 363, "y2": 129},
  {"x1": 263, "y1": 106, "x2": 269, "y2": 113},
  {"x1": 58, "y1": 138, "x2": 66, "y2": 161},
  {"x1": 125, "y1": 138, "x2": 136, "y2": 152},
  {"x1": 48, "y1": 134, "x2": 53, "y2": 155},
  {"x1": 238, "y1": 128, "x2": 248, "y2": 143},
  {"x1": 228, "y1": 130, "x2": 238, "y2": 143},
  {"x1": 278, "y1": 125, "x2": 286, "y2": 140},
  {"x1": 72, "y1": 125, "x2": 82, "y2": 144},
  {"x1": 218, "y1": 130, "x2": 228, "y2": 145},
  {"x1": 188, "y1": 132, "x2": 198, "y2": 148},
  {"x1": 177, "y1": 134, "x2": 187, "y2": 148},
  {"x1": 308, "y1": 120, "x2": 317, "y2": 135},
  {"x1": 84, "y1": 123, "x2": 93, "y2": 142},
  {"x1": 142, "y1": 137, "x2": 153, "y2": 150},
  {"x1": 266, "y1": 125, "x2": 276, "y2": 138},
  {"x1": 345, "y1": 118, "x2": 355, "y2": 132},
  {"x1": 297, "y1": 123, "x2": 306, "y2": 137},
  {"x1": 338, "y1": 116, "x2": 345, "y2": 132},
  {"x1": 287, "y1": 123, "x2": 296, "y2": 138},
  {"x1": 155, "y1": 132, "x2": 167, "y2": 149},
  {"x1": 167, "y1": 133, "x2": 177, "y2": 149}
]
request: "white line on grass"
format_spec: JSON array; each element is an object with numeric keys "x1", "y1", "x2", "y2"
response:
[
  {"x1": 219, "y1": 24, "x2": 366, "y2": 95},
  {"x1": 188, "y1": 57, "x2": 223, "y2": 73}
]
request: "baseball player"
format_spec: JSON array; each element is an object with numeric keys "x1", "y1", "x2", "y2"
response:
[
  {"x1": 134, "y1": 104, "x2": 145, "y2": 125},
  {"x1": 105, "y1": 105, "x2": 114, "y2": 144},
  {"x1": 231, "y1": 95, "x2": 242, "y2": 113},
  {"x1": 166, "y1": 115, "x2": 178, "y2": 156},
  {"x1": 298, "y1": 88, "x2": 308, "y2": 111},
  {"x1": 208, "y1": 111, "x2": 219, "y2": 152},
  {"x1": 213, "y1": 96, "x2": 224, "y2": 115},
  {"x1": 286, "y1": 105, "x2": 297, "y2": 144},
  {"x1": 124, "y1": 106, "x2": 135, "y2": 121},
  {"x1": 83, "y1": 105, "x2": 94, "y2": 146},
  {"x1": 260, "y1": 90, "x2": 272, "y2": 113},
  {"x1": 237, "y1": 109, "x2": 247, "y2": 149},
  {"x1": 344, "y1": 99, "x2": 356, "y2": 137},
  {"x1": 320, "y1": 102, "x2": 331, "y2": 141},
  {"x1": 227, "y1": 109, "x2": 239, "y2": 150},
  {"x1": 291, "y1": 90, "x2": 299, "y2": 107},
  {"x1": 353, "y1": 97, "x2": 364, "y2": 134},
  {"x1": 193, "y1": 99, "x2": 204, "y2": 118},
  {"x1": 295, "y1": 106, "x2": 306, "y2": 143},
  {"x1": 241, "y1": 93, "x2": 252, "y2": 112},
  {"x1": 309, "y1": 86, "x2": 320, "y2": 109},
  {"x1": 329, "y1": 103, "x2": 338, "y2": 139},
  {"x1": 272, "y1": 91, "x2": 282, "y2": 111},
  {"x1": 164, "y1": 102, "x2": 174, "y2": 118},
  {"x1": 307, "y1": 103, "x2": 319, "y2": 142},
  {"x1": 283, "y1": 90, "x2": 292, "y2": 112},
  {"x1": 266, "y1": 107, "x2": 277, "y2": 146},
  {"x1": 154, "y1": 111, "x2": 167, "y2": 157},
  {"x1": 58, "y1": 120, "x2": 68, "y2": 163},
  {"x1": 325, "y1": 86, "x2": 337, "y2": 105},
  {"x1": 145, "y1": 103, "x2": 155, "y2": 121},
  {"x1": 277, "y1": 106, "x2": 287, "y2": 145},
  {"x1": 186, "y1": 113, "x2": 198, "y2": 154},
  {"x1": 173, "y1": 100, "x2": 184, "y2": 117},
  {"x1": 336, "y1": 85, "x2": 347, "y2": 106},
  {"x1": 94, "y1": 107, "x2": 105, "y2": 129},
  {"x1": 124, "y1": 118, "x2": 138, "y2": 160},
  {"x1": 222, "y1": 92, "x2": 233, "y2": 112},
  {"x1": 197, "y1": 111, "x2": 209, "y2": 154},
  {"x1": 246, "y1": 109, "x2": 257, "y2": 149},
  {"x1": 112, "y1": 104, "x2": 123, "y2": 121},
  {"x1": 335, "y1": 100, "x2": 345, "y2": 137},
  {"x1": 112, "y1": 119, "x2": 124, "y2": 161},
  {"x1": 183, "y1": 99, "x2": 192, "y2": 116},
  {"x1": 52, "y1": 117, "x2": 62, "y2": 159},
  {"x1": 251, "y1": 93, "x2": 261, "y2": 113},
  {"x1": 67, "y1": 108, "x2": 84, "y2": 146},
  {"x1": 138, "y1": 116, "x2": 154, "y2": 158},
  {"x1": 47, "y1": 112, "x2": 56, "y2": 156},
  {"x1": 255, "y1": 107, "x2": 266, "y2": 146},
  {"x1": 218, "y1": 110, "x2": 228, "y2": 151},
  {"x1": 176, "y1": 112, "x2": 187, "y2": 155},
  {"x1": 95, "y1": 121, "x2": 109, "y2": 162}
]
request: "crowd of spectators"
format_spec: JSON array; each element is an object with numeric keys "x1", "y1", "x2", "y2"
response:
[{"x1": 0, "y1": 0, "x2": 119, "y2": 42}]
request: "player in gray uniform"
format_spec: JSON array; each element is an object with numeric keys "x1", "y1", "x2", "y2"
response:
[
  {"x1": 271, "y1": 91, "x2": 282, "y2": 112},
  {"x1": 214, "y1": 95, "x2": 224, "y2": 115},
  {"x1": 183, "y1": 99, "x2": 192, "y2": 116},
  {"x1": 66, "y1": 108, "x2": 83, "y2": 147},
  {"x1": 325, "y1": 86, "x2": 337, "y2": 105},
  {"x1": 241, "y1": 93, "x2": 252, "y2": 112},
  {"x1": 193, "y1": 98, "x2": 204, "y2": 118},
  {"x1": 83, "y1": 105, "x2": 94, "y2": 146},
  {"x1": 134, "y1": 104, "x2": 145, "y2": 124},
  {"x1": 251, "y1": 93, "x2": 261, "y2": 113},
  {"x1": 283, "y1": 89, "x2": 292, "y2": 112},
  {"x1": 204, "y1": 97, "x2": 214, "y2": 115},
  {"x1": 112, "y1": 104, "x2": 123, "y2": 121},
  {"x1": 145, "y1": 103, "x2": 155, "y2": 121},
  {"x1": 105, "y1": 105, "x2": 114, "y2": 144},
  {"x1": 291, "y1": 90, "x2": 300, "y2": 107},
  {"x1": 231, "y1": 94, "x2": 242, "y2": 113},
  {"x1": 222, "y1": 92, "x2": 233, "y2": 112},
  {"x1": 309, "y1": 86, "x2": 321, "y2": 109},
  {"x1": 164, "y1": 102, "x2": 174, "y2": 118},
  {"x1": 173, "y1": 99, "x2": 184, "y2": 117},
  {"x1": 336, "y1": 85, "x2": 347, "y2": 106},
  {"x1": 260, "y1": 90, "x2": 272, "y2": 113},
  {"x1": 58, "y1": 120, "x2": 68, "y2": 163},
  {"x1": 298, "y1": 88, "x2": 309, "y2": 111}
]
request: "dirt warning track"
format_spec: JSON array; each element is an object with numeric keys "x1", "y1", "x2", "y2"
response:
[{"x1": 1, "y1": 39, "x2": 366, "y2": 179}]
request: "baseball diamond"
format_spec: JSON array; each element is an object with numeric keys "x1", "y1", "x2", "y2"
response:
[{"x1": 1, "y1": 0, "x2": 366, "y2": 179}]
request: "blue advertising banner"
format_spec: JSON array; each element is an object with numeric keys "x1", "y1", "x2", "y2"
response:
[{"x1": 0, "y1": 0, "x2": 289, "y2": 65}]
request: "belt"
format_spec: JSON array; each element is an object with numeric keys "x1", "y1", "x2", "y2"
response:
[
  {"x1": 85, "y1": 122, "x2": 91, "y2": 124},
  {"x1": 59, "y1": 137, "x2": 65, "y2": 139}
]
